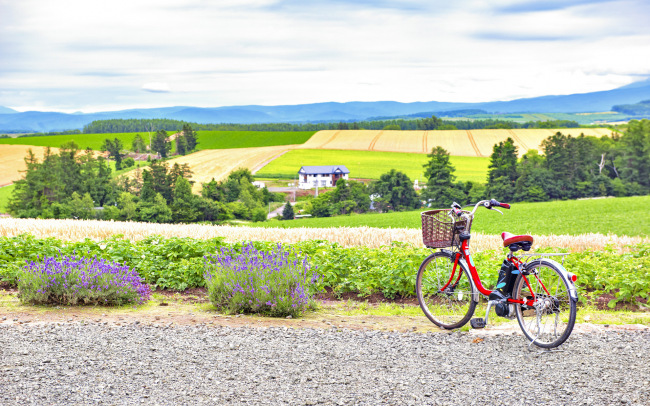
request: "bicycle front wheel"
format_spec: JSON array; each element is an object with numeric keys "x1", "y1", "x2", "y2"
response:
[
  {"x1": 513, "y1": 261, "x2": 577, "y2": 348},
  {"x1": 416, "y1": 251, "x2": 477, "y2": 329}
]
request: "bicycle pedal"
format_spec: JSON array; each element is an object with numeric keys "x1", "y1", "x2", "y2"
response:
[{"x1": 470, "y1": 318, "x2": 486, "y2": 329}]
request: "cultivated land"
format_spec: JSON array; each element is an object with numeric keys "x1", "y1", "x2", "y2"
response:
[
  {"x1": 252, "y1": 196, "x2": 650, "y2": 238},
  {"x1": 195, "y1": 130, "x2": 315, "y2": 150},
  {"x1": 0, "y1": 131, "x2": 315, "y2": 152},
  {"x1": 0, "y1": 145, "x2": 56, "y2": 186},
  {"x1": 0, "y1": 184, "x2": 14, "y2": 212},
  {"x1": 163, "y1": 145, "x2": 296, "y2": 191},
  {"x1": 300, "y1": 128, "x2": 616, "y2": 157},
  {"x1": 255, "y1": 149, "x2": 490, "y2": 183},
  {"x1": 0, "y1": 132, "x2": 144, "y2": 151}
]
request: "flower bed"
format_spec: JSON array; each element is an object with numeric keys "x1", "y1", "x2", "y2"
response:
[
  {"x1": 204, "y1": 243, "x2": 320, "y2": 317},
  {"x1": 17, "y1": 255, "x2": 151, "y2": 306}
]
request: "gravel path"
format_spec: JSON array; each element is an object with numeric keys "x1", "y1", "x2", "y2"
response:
[{"x1": 1, "y1": 323, "x2": 648, "y2": 405}]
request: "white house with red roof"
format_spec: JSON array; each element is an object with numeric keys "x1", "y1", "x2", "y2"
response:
[{"x1": 298, "y1": 165, "x2": 350, "y2": 189}]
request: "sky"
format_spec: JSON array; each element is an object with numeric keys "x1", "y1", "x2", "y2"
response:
[{"x1": 1, "y1": 0, "x2": 649, "y2": 113}]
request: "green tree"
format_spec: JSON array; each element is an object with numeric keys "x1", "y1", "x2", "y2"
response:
[
  {"x1": 617, "y1": 119, "x2": 650, "y2": 190},
  {"x1": 485, "y1": 137, "x2": 519, "y2": 201},
  {"x1": 421, "y1": 147, "x2": 466, "y2": 208},
  {"x1": 151, "y1": 130, "x2": 171, "y2": 158},
  {"x1": 137, "y1": 193, "x2": 172, "y2": 223},
  {"x1": 131, "y1": 133, "x2": 147, "y2": 153},
  {"x1": 370, "y1": 169, "x2": 420, "y2": 211},
  {"x1": 281, "y1": 202, "x2": 294, "y2": 220},
  {"x1": 69, "y1": 192, "x2": 94, "y2": 219},
  {"x1": 175, "y1": 135, "x2": 187, "y2": 155},
  {"x1": 182, "y1": 124, "x2": 199, "y2": 151},
  {"x1": 101, "y1": 138, "x2": 125, "y2": 170},
  {"x1": 171, "y1": 177, "x2": 199, "y2": 223}
]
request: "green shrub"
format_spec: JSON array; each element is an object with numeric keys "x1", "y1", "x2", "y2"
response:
[
  {"x1": 204, "y1": 243, "x2": 320, "y2": 317},
  {"x1": 18, "y1": 254, "x2": 151, "y2": 306}
]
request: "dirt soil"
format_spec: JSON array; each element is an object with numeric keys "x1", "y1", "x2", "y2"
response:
[{"x1": 1, "y1": 287, "x2": 647, "y2": 334}]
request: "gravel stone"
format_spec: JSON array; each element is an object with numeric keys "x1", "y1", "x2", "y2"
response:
[{"x1": 0, "y1": 323, "x2": 648, "y2": 405}]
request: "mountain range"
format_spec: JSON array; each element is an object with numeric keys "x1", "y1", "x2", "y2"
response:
[{"x1": 1, "y1": 79, "x2": 650, "y2": 132}]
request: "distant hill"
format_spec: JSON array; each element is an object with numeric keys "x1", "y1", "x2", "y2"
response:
[
  {"x1": 1, "y1": 79, "x2": 650, "y2": 132},
  {"x1": 612, "y1": 100, "x2": 650, "y2": 116}
]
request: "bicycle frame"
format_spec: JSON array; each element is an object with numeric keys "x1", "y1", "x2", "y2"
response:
[{"x1": 444, "y1": 238, "x2": 540, "y2": 308}]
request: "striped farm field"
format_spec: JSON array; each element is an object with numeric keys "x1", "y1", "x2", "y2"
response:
[
  {"x1": 299, "y1": 128, "x2": 617, "y2": 157},
  {"x1": 162, "y1": 145, "x2": 295, "y2": 191},
  {"x1": 0, "y1": 144, "x2": 58, "y2": 186},
  {"x1": 255, "y1": 149, "x2": 490, "y2": 183}
]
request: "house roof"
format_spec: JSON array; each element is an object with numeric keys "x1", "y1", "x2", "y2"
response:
[{"x1": 298, "y1": 165, "x2": 350, "y2": 175}]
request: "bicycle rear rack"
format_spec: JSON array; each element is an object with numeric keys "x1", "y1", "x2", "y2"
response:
[{"x1": 518, "y1": 252, "x2": 569, "y2": 265}]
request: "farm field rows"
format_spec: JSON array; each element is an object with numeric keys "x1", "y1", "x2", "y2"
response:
[
  {"x1": 0, "y1": 144, "x2": 57, "y2": 186},
  {"x1": 250, "y1": 196, "x2": 650, "y2": 238},
  {"x1": 255, "y1": 149, "x2": 490, "y2": 183},
  {"x1": 163, "y1": 145, "x2": 295, "y2": 191},
  {"x1": 300, "y1": 128, "x2": 616, "y2": 157}
]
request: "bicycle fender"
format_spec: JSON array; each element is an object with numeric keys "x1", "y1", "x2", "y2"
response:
[{"x1": 527, "y1": 258, "x2": 579, "y2": 302}]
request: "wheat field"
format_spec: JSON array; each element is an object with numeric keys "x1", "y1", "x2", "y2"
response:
[
  {"x1": 162, "y1": 145, "x2": 295, "y2": 191},
  {"x1": 299, "y1": 128, "x2": 617, "y2": 157},
  {"x1": 0, "y1": 218, "x2": 644, "y2": 252},
  {"x1": 0, "y1": 145, "x2": 55, "y2": 186}
]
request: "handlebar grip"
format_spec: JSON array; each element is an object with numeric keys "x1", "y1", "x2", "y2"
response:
[{"x1": 489, "y1": 199, "x2": 510, "y2": 209}]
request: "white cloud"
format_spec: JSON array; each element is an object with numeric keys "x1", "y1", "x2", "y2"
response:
[
  {"x1": 141, "y1": 82, "x2": 171, "y2": 93},
  {"x1": 0, "y1": 0, "x2": 648, "y2": 112}
]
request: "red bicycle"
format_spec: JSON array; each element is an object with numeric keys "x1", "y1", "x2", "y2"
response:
[{"x1": 416, "y1": 199, "x2": 578, "y2": 348}]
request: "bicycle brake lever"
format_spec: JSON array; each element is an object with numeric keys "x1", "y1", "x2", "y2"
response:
[{"x1": 492, "y1": 208, "x2": 504, "y2": 215}]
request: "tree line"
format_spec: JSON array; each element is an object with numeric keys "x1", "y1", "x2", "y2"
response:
[
  {"x1": 297, "y1": 119, "x2": 649, "y2": 218},
  {"x1": 80, "y1": 116, "x2": 584, "y2": 134},
  {"x1": 8, "y1": 143, "x2": 282, "y2": 223}
]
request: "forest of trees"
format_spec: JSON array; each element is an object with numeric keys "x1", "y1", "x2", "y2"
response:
[
  {"x1": 8, "y1": 119, "x2": 648, "y2": 222},
  {"x1": 79, "y1": 116, "x2": 584, "y2": 134},
  {"x1": 8, "y1": 142, "x2": 282, "y2": 223},
  {"x1": 422, "y1": 119, "x2": 650, "y2": 207},
  {"x1": 304, "y1": 119, "x2": 649, "y2": 217}
]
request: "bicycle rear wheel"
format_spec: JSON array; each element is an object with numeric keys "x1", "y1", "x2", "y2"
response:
[
  {"x1": 416, "y1": 251, "x2": 477, "y2": 329},
  {"x1": 513, "y1": 261, "x2": 577, "y2": 348}
]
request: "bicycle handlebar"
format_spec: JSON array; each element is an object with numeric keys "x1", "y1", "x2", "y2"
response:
[{"x1": 451, "y1": 199, "x2": 511, "y2": 219}]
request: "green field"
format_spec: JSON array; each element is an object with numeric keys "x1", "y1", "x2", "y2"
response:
[
  {"x1": 256, "y1": 149, "x2": 490, "y2": 183},
  {"x1": 0, "y1": 131, "x2": 316, "y2": 152},
  {"x1": 196, "y1": 131, "x2": 315, "y2": 150},
  {"x1": 250, "y1": 196, "x2": 650, "y2": 237},
  {"x1": 0, "y1": 184, "x2": 15, "y2": 212},
  {"x1": 0, "y1": 132, "x2": 147, "y2": 151}
]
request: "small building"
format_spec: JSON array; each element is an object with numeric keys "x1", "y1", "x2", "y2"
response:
[{"x1": 298, "y1": 165, "x2": 350, "y2": 189}]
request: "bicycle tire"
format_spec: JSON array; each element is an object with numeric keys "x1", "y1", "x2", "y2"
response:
[
  {"x1": 416, "y1": 251, "x2": 477, "y2": 329},
  {"x1": 513, "y1": 260, "x2": 577, "y2": 348}
]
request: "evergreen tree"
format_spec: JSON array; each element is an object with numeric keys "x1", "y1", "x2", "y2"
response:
[
  {"x1": 151, "y1": 130, "x2": 171, "y2": 158},
  {"x1": 281, "y1": 201, "x2": 294, "y2": 220},
  {"x1": 131, "y1": 133, "x2": 147, "y2": 153},
  {"x1": 485, "y1": 137, "x2": 519, "y2": 201},
  {"x1": 101, "y1": 138, "x2": 125, "y2": 170},
  {"x1": 171, "y1": 177, "x2": 199, "y2": 223},
  {"x1": 181, "y1": 124, "x2": 198, "y2": 151},
  {"x1": 421, "y1": 147, "x2": 466, "y2": 207}
]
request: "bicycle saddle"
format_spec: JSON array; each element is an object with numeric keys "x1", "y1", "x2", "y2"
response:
[{"x1": 501, "y1": 232, "x2": 533, "y2": 251}]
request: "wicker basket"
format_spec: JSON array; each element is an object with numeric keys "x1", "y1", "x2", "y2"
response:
[{"x1": 421, "y1": 209, "x2": 471, "y2": 248}]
